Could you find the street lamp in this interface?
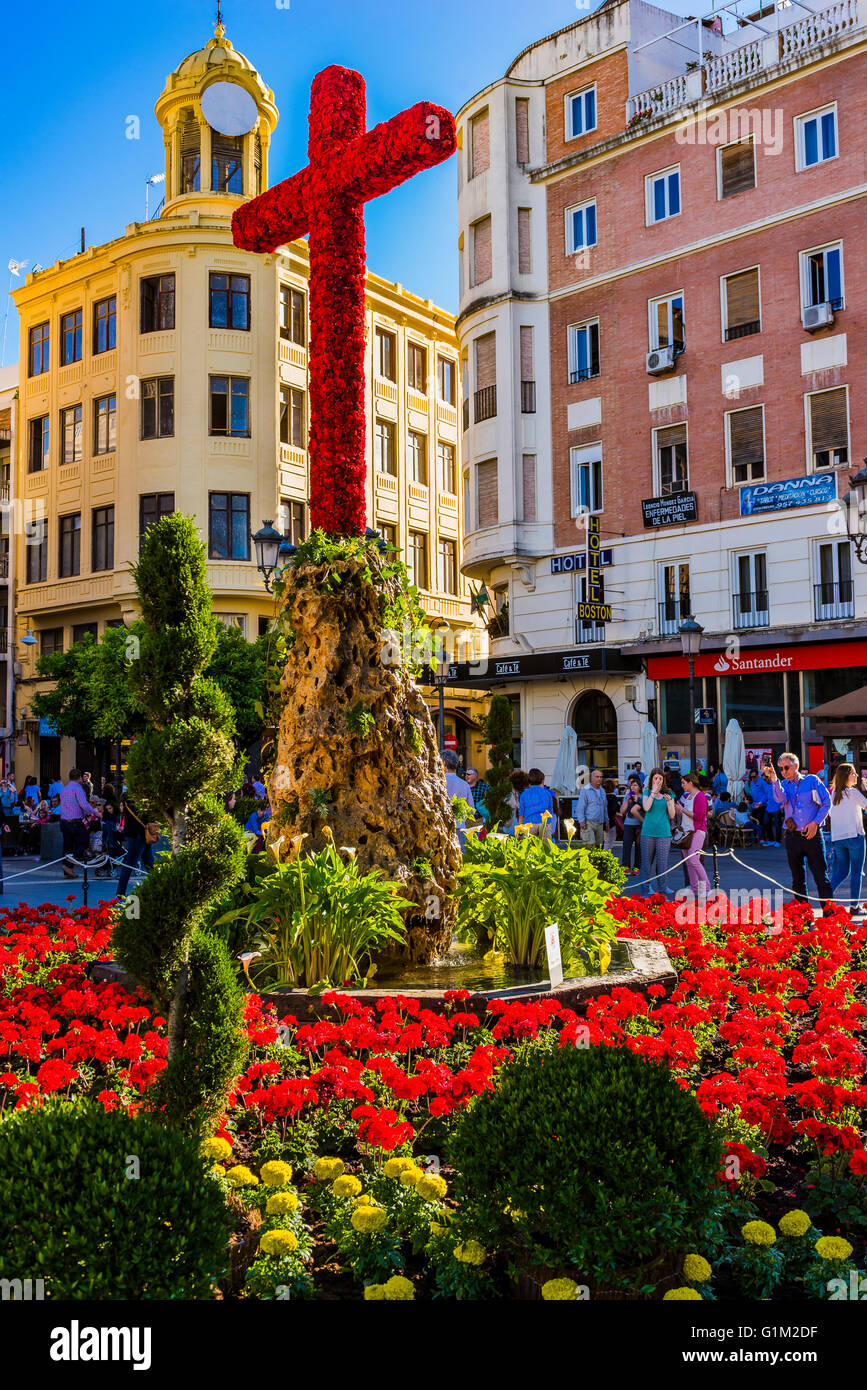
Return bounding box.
[839,459,867,564]
[678,617,704,774]
[251,520,287,592]
[430,617,451,752]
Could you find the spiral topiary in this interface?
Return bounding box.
[112,514,248,1135]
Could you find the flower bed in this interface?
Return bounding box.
[1,894,865,1299]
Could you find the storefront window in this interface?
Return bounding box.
[719,672,784,730]
[803,667,867,726]
[659,677,690,735]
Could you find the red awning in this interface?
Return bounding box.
[647,639,867,681]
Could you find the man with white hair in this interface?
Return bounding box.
[768,752,832,906]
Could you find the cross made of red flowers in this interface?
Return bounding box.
[232,66,456,537]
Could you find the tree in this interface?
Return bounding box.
[207,625,267,752]
[481,694,514,828]
[112,515,248,1135]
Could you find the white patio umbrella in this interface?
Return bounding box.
[722,718,746,801]
[551,725,578,797]
[640,721,660,776]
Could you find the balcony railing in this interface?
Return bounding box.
[732,590,769,629]
[569,366,600,384]
[576,620,606,644]
[815,580,855,621]
[462,398,470,432]
[0,482,9,502]
[0,555,8,579]
[520,379,536,414]
[659,601,692,637]
[724,321,761,342]
[474,385,497,423]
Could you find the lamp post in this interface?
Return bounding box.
[839,459,867,565]
[678,616,704,774]
[251,520,287,592]
[430,617,450,751]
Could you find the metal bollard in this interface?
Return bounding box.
[712,843,720,890]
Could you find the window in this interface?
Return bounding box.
[93,395,116,454]
[474,331,496,424]
[719,138,756,198]
[476,458,498,529]
[92,506,115,572]
[570,445,603,515]
[408,343,427,393]
[568,320,600,382]
[649,293,684,351]
[566,85,597,139]
[807,387,848,471]
[733,551,768,629]
[379,522,397,549]
[60,309,83,365]
[278,498,307,546]
[515,97,530,164]
[210,377,250,437]
[437,355,456,404]
[408,531,428,589]
[139,493,174,546]
[727,406,765,483]
[376,329,396,381]
[438,538,457,595]
[209,273,250,330]
[463,470,471,528]
[60,405,83,465]
[93,296,116,354]
[72,622,98,646]
[565,200,597,254]
[141,377,174,439]
[211,133,243,193]
[517,207,532,273]
[802,244,843,310]
[140,274,175,332]
[375,419,396,475]
[180,108,200,192]
[279,386,305,448]
[437,440,456,494]
[815,540,853,620]
[408,431,428,485]
[28,415,49,472]
[796,104,837,169]
[468,109,490,179]
[25,521,47,584]
[723,267,761,341]
[646,166,680,224]
[655,424,689,494]
[522,454,536,522]
[471,217,492,286]
[29,322,49,376]
[659,562,691,635]
[58,513,81,578]
[208,493,250,561]
[40,627,63,657]
[279,286,306,344]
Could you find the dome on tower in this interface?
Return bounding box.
[173,25,264,84]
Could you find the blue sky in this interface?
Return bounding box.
[3,0,697,362]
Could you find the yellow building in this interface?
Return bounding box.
[12,24,486,786]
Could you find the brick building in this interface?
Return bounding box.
[453,0,867,787]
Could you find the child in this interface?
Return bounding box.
[733,799,759,831]
[518,768,554,838]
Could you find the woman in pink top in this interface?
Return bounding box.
[680,772,711,894]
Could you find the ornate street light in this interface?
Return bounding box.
[839,459,867,565]
[678,617,704,774]
[251,520,287,592]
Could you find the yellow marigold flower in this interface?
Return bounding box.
[815,1236,853,1262]
[225,1164,259,1188]
[332,1174,363,1200]
[351,1205,387,1234]
[259,1229,298,1257]
[210,1163,226,1178]
[416,1174,448,1203]
[742,1220,776,1247]
[313,1157,345,1182]
[398,1166,423,1188]
[664,1287,703,1301]
[683,1254,712,1284]
[200,1137,232,1163]
[266,1191,299,1217]
[541,1278,578,1301]
[383,1156,414,1179]
[778,1210,812,1239]
[429,1222,448,1238]
[363,1283,386,1300]
[260,1160,293,1188]
[382,1275,415,1301]
[453,1240,486,1266]
[354,1193,375,1207]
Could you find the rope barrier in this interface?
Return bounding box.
[0,851,145,884]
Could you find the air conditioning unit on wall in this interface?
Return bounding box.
[802,302,834,332]
[625,683,638,703]
[646,346,676,374]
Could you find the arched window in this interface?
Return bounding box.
[211,132,244,194]
[571,689,618,780]
[180,109,200,193]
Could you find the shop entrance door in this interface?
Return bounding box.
[571,690,618,780]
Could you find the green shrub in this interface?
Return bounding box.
[0,1105,230,1299]
[581,845,627,891]
[480,695,514,827]
[448,1045,722,1289]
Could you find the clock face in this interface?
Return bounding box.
[202,81,258,136]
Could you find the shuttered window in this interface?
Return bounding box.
[517,208,531,273]
[471,217,492,286]
[724,268,760,339]
[809,388,848,469]
[469,109,490,179]
[515,98,530,163]
[719,139,755,198]
[180,109,200,193]
[519,326,534,383]
[728,406,765,483]
[522,455,536,522]
[475,332,496,390]
[655,424,688,494]
[477,459,498,529]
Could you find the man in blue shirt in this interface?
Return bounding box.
[712,767,728,796]
[574,768,609,846]
[769,753,832,906]
[518,768,555,838]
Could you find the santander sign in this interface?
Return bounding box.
[712,652,794,674]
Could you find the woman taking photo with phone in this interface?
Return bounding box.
[619,775,644,876]
[638,767,676,896]
[828,762,867,909]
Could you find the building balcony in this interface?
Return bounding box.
[724,322,761,343]
[520,380,536,414]
[0,554,8,579]
[576,619,606,645]
[474,385,497,424]
[733,591,769,629]
[658,601,692,638]
[815,580,855,622]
